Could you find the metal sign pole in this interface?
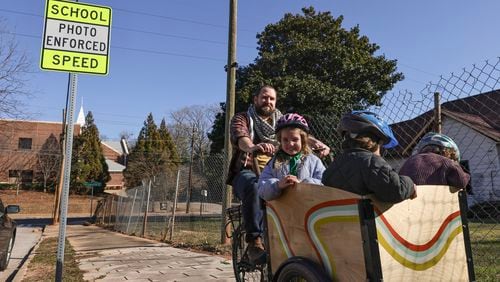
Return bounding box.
[55,73,78,281]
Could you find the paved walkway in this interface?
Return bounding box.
[1,225,43,282]
[43,225,235,281]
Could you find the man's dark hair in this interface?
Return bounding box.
[253,85,276,97]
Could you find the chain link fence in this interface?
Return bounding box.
[376,59,499,281]
[95,153,228,252]
[96,58,499,280]
[309,58,499,280]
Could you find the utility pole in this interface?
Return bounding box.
[185,124,196,214]
[52,108,66,225]
[220,0,237,244]
[434,92,442,133]
[53,69,73,225]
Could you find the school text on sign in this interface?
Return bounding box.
[41,0,112,75]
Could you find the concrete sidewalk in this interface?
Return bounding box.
[44,224,235,281]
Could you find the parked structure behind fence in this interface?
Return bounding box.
[96,58,499,280]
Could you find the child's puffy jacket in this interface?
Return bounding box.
[322,148,415,203]
[258,153,325,201]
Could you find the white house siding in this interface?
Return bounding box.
[442,118,500,205]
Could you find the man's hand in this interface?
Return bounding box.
[309,138,330,158]
[278,175,299,189]
[252,143,276,156]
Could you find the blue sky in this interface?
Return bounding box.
[1,0,498,140]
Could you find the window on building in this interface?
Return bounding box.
[18,138,32,150]
[8,170,33,183]
[21,170,34,183]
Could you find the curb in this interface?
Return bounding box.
[11,225,49,282]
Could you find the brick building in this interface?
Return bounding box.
[101,140,127,190]
[0,119,78,185]
[0,119,127,190]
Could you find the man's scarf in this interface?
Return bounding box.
[247,105,282,145]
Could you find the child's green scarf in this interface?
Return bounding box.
[289,153,302,176]
[275,150,302,176]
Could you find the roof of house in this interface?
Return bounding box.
[106,159,125,172]
[101,140,125,155]
[389,90,500,158]
[0,119,64,125]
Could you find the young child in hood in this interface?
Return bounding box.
[322,111,416,203]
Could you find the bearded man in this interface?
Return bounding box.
[227,85,329,263]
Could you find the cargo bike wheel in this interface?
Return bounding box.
[275,257,330,282]
[227,206,267,282]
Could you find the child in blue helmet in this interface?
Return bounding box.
[399,132,470,190]
[322,111,416,203]
[258,113,326,201]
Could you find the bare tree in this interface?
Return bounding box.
[37,134,61,192]
[8,151,36,196]
[169,105,218,213]
[0,23,31,120]
[169,104,218,160]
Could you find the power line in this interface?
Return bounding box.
[2,31,228,63]
[399,62,440,77]
[0,7,257,44]
[113,26,255,49]
[1,8,439,77]
[114,45,224,62]
[0,8,446,78]
[0,8,39,18]
[28,105,155,120]
[112,7,257,33]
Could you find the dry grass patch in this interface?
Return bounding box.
[22,237,84,282]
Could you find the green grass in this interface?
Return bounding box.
[469,222,500,281]
[140,217,231,255]
[22,238,85,282]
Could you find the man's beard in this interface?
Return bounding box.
[256,105,274,117]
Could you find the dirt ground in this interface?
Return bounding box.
[0,190,102,216]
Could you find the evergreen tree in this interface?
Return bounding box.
[207,103,225,154]
[71,111,110,193]
[124,113,178,187]
[209,7,403,152]
[159,118,180,165]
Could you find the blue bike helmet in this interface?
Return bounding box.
[338,111,399,149]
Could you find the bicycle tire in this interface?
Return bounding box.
[277,260,330,282]
[232,225,267,282]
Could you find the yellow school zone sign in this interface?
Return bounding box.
[40,0,112,75]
